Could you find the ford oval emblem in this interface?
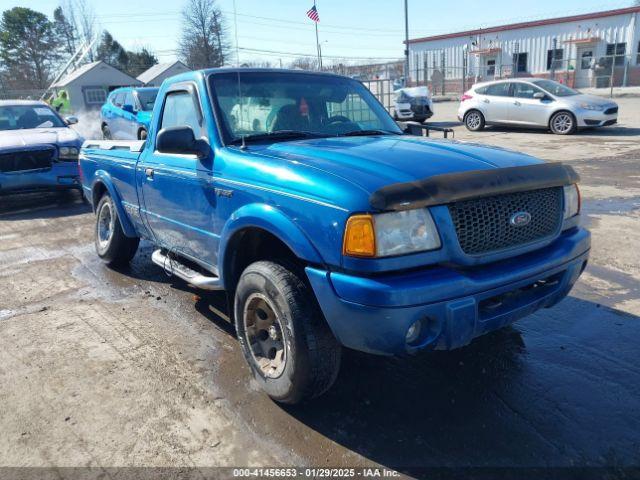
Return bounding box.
[510,211,532,227]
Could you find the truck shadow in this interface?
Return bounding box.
[185,280,640,473]
[117,252,640,473]
[0,190,90,219]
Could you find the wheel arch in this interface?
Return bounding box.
[90,171,137,237]
[219,203,324,292]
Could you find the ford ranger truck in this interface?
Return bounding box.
[79,69,590,404]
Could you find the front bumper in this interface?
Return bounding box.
[306,227,590,355]
[0,162,80,194]
[575,109,618,128]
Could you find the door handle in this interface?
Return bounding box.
[145,168,154,179]
[514,101,521,106]
[483,99,490,103]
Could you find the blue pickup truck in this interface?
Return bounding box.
[79,69,590,404]
[100,87,159,140]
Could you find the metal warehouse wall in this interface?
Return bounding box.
[407,10,639,82]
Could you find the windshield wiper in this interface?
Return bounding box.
[231,130,323,144]
[338,129,401,137]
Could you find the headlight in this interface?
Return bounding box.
[563,184,580,220]
[59,146,79,160]
[343,209,441,258]
[580,103,604,111]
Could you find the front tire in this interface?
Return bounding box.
[102,124,112,140]
[464,109,485,131]
[234,261,341,404]
[549,111,576,135]
[95,194,139,266]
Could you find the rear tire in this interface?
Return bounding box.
[464,109,485,131]
[549,111,576,135]
[102,124,112,140]
[234,261,341,404]
[95,194,139,266]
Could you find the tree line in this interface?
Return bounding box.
[0,0,231,92]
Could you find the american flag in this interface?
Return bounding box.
[306,5,320,22]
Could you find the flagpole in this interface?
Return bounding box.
[314,0,322,70]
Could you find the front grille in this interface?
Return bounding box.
[410,104,431,115]
[604,106,618,115]
[0,149,54,173]
[448,187,563,255]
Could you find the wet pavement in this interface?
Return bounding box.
[1,106,640,477]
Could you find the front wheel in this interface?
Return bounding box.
[234,261,341,404]
[464,110,485,131]
[95,194,139,266]
[549,111,576,135]
[102,124,112,140]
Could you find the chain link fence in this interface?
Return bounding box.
[402,52,639,97]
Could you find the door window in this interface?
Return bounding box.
[123,91,135,110]
[484,82,511,97]
[580,50,593,70]
[513,83,543,99]
[486,59,496,76]
[112,92,125,107]
[160,90,203,136]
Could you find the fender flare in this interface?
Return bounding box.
[218,203,324,286]
[91,170,137,237]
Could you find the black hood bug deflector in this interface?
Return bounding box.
[369,162,579,212]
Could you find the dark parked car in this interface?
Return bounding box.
[0,100,83,195]
[100,87,159,140]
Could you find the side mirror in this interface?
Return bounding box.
[65,116,78,125]
[533,92,547,100]
[156,126,210,158]
[122,104,135,113]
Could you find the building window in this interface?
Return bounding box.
[547,49,564,70]
[84,88,107,105]
[512,52,528,73]
[637,41,640,64]
[606,42,626,66]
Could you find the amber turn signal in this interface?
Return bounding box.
[343,214,376,257]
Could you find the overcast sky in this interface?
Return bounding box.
[13,0,636,64]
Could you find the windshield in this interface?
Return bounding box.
[0,105,66,131]
[136,89,159,111]
[532,80,579,97]
[208,72,402,143]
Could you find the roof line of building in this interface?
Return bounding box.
[405,6,640,45]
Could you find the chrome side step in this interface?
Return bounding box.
[151,249,223,290]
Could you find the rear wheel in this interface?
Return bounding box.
[95,194,139,266]
[464,109,485,131]
[234,261,341,404]
[549,111,576,135]
[102,124,112,140]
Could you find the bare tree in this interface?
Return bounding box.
[179,0,228,69]
[73,0,96,59]
[289,56,319,71]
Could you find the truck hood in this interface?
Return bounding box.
[0,127,82,150]
[249,135,542,194]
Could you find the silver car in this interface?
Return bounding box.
[458,78,618,135]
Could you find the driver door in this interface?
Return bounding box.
[509,82,553,126]
[139,84,221,270]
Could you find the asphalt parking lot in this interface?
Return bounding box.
[1,97,639,476]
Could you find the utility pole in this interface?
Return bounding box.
[404,0,410,86]
[314,0,322,70]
